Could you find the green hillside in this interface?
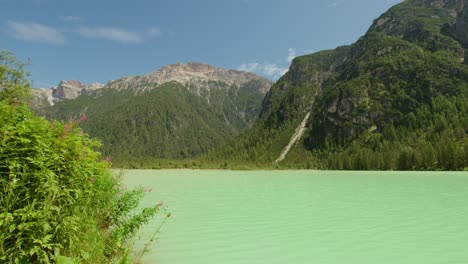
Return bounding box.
[206,0,468,170]
[46,78,270,166]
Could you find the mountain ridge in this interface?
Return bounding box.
[205,0,468,170]
[104,62,272,94]
[37,62,273,163]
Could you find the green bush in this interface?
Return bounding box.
[0,51,163,263]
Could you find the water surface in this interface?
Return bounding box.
[123,170,468,264]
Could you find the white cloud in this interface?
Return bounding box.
[239,48,295,79]
[146,27,162,38]
[7,21,65,45]
[287,48,296,63]
[78,26,143,44]
[239,63,259,73]
[238,62,287,79]
[261,64,288,77]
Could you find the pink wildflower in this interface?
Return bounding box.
[77,113,87,125]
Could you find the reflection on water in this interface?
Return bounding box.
[123,170,468,264]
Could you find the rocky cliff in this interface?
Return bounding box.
[32,80,105,107]
[306,0,467,147]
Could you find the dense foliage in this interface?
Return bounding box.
[45,80,266,165]
[206,0,468,170]
[0,51,165,263]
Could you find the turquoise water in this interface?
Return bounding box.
[123,170,468,264]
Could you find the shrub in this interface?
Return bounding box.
[0,51,163,263]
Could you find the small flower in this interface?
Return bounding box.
[77,113,87,125]
[64,123,72,133]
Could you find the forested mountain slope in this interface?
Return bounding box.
[206,0,468,170]
[36,63,272,164]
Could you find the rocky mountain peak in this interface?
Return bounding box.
[31,80,105,106]
[87,82,105,90]
[368,0,465,55]
[158,62,217,73]
[58,80,86,89]
[107,62,273,94]
[52,80,86,101]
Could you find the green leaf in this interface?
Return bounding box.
[56,256,76,264]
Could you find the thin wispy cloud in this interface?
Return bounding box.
[78,26,144,44]
[7,20,65,45]
[77,26,162,44]
[239,63,260,73]
[329,1,340,7]
[59,16,84,22]
[261,64,288,77]
[238,62,287,79]
[146,27,162,38]
[287,48,296,62]
[239,48,297,79]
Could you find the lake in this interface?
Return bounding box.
[122,170,468,264]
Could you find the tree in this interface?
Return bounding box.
[0,50,30,105]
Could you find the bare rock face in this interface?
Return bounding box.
[32,80,105,106]
[87,82,105,91]
[106,62,272,94]
[31,88,54,106]
[52,80,86,102]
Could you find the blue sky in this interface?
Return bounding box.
[1,0,402,87]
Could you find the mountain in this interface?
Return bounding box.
[38,62,272,165]
[31,80,105,113]
[207,0,468,170]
